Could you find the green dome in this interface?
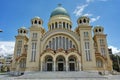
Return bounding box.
[50,5,70,18]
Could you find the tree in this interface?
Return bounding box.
[110,54,120,72]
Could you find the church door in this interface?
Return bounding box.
[58,63,64,71]
[47,63,52,71]
[69,63,75,71]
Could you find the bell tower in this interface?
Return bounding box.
[93,26,112,72]
[26,17,45,72]
[11,27,28,71]
[76,16,96,71]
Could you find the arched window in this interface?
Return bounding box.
[59,36,61,48]
[66,38,68,49]
[58,58,63,61]
[59,22,62,28]
[99,29,101,32]
[79,20,82,23]
[39,21,41,24]
[52,38,55,50]
[55,22,57,28]
[34,20,37,24]
[24,30,26,33]
[20,30,22,33]
[63,22,65,28]
[63,37,65,49]
[56,37,58,50]
[70,25,72,29]
[95,29,98,32]
[67,23,69,29]
[70,40,72,48]
[69,58,74,61]
[83,19,86,23]
[47,58,52,61]
[52,23,54,29]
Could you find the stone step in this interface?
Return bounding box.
[15,71,108,80]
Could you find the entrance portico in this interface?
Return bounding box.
[40,51,81,71]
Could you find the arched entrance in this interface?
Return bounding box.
[68,56,76,71]
[45,56,53,71]
[56,56,65,71]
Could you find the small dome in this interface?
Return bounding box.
[20,26,26,29]
[50,4,70,18]
[78,16,90,20]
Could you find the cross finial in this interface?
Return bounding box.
[58,3,62,7]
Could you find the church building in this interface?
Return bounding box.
[11,4,112,75]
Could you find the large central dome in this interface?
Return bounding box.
[50,4,70,18]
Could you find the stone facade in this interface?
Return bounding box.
[11,5,112,74]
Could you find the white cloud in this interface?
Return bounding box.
[90,16,100,22]
[73,4,88,16]
[0,41,15,56]
[108,46,120,54]
[83,13,93,17]
[86,0,94,3]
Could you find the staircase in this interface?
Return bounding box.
[15,71,108,80]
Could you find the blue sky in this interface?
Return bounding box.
[0,0,120,55]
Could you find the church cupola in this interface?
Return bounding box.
[77,16,90,26]
[48,4,72,31]
[18,27,28,36]
[93,26,104,35]
[31,16,43,26]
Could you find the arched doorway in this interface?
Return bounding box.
[56,56,65,71]
[45,56,53,71]
[68,56,76,71]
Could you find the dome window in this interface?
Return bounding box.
[83,19,86,23]
[70,25,72,29]
[63,22,65,28]
[59,22,62,28]
[52,23,54,29]
[99,29,101,32]
[39,21,41,24]
[34,20,37,24]
[95,29,98,32]
[55,22,57,28]
[67,23,69,29]
[20,30,22,33]
[79,20,82,24]
[24,31,26,33]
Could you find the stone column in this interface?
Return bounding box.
[41,61,43,71]
[53,61,56,71]
[66,60,68,71]
[79,62,81,71]
[77,61,79,71]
